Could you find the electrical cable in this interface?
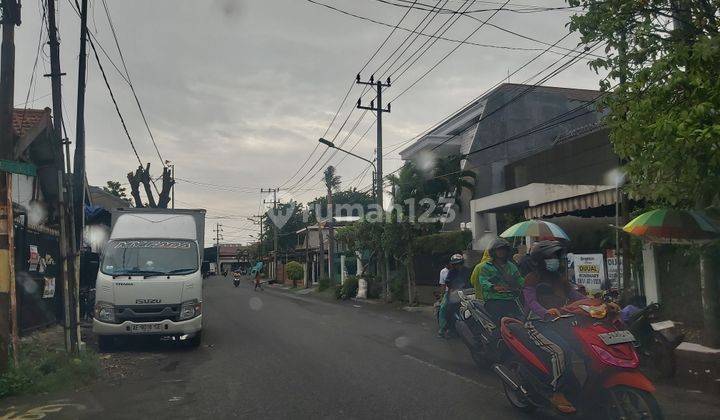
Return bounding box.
[279,0,419,190]
[100,0,166,167]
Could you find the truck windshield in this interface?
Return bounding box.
[101,239,198,276]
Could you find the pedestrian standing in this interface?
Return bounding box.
[436,263,450,336]
[254,272,264,291]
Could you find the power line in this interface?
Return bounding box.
[291,0,465,195]
[306,0,598,57]
[86,37,142,168]
[429,39,605,152]
[100,0,165,167]
[378,0,580,15]
[279,0,419,190]
[391,0,511,101]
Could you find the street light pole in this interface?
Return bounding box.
[318,137,376,177]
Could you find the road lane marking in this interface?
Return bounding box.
[402,354,490,389]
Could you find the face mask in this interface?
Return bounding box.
[544,258,560,272]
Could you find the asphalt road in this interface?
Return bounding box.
[3,277,719,419]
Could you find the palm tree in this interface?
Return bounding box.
[433,155,476,212]
[324,166,341,284]
[387,162,423,217]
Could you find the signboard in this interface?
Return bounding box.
[573,254,606,291]
[28,245,39,271]
[606,255,623,290]
[42,277,56,298]
[0,159,37,176]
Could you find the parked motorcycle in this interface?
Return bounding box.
[627,302,684,378]
[453,289,510,368]
[493,298,663,419]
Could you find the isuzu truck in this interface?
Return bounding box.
[93,208,206,350]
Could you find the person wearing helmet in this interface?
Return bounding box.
[521,240,586,414]
[471,237,524,323]
[437,253,470,338]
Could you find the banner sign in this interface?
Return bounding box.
[606,253,623,290]
[29,245,40,271]
[573,254,606,291]
[42,277,56,298]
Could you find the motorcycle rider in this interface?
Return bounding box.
[472,237,524,323]
[438,254,470,338]
[522,240,585,415]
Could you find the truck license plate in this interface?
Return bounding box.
[599,330,635,345]
[130,323,164,333]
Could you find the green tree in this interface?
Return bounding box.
[103,181,128,199]
[430,155,476,211]
[261,201,305,256]
[568,0,720,209]
[568,0,720,345]
[285,261,304,288]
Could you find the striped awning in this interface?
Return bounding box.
[524,188,617,219]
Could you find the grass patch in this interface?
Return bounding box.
[0,335,100,399]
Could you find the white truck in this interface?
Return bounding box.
[93,208,206,350]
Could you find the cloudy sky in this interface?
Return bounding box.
[13,0,603,244]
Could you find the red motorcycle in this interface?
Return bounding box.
[493,298,663,419]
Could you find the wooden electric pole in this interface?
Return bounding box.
[0,0,21,372]
[46,0,80,354]
[72,0,88,245]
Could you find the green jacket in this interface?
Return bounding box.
[474,260,524,301]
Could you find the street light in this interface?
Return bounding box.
[318,137,376,175]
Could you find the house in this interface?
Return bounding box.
[8,108,65,334]
[399,85,639,293]
[295,216,362,286]
[399,83,605,234]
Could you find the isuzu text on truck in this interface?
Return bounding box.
[93,208,206,350]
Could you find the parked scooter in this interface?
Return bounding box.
[453,289,511,368]
[494,297,663,419]
[626,302,684,378]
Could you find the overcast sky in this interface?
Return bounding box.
[13,0,604,244]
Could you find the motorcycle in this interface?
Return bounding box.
[493,297,663,419]
[453,288,512,368]
[626,302,684,378]
[232,273,241,287]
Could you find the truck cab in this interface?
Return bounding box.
[93,209,206,350]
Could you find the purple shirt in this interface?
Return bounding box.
[523,283,585,319]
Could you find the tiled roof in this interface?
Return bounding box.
[12,107,51,137]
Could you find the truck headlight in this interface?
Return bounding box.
[94,301,117,323]
[179,300,201,321]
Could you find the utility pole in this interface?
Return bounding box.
[0,0,21,372]
[305,225,310,288]
[356,74,390,210]
[214,223,223,275]
[46,0,79,354]
[357,74,391,300]
[261,188,279,282]
[171,164,175,209]
[249,214,264,257]
[72,0,87,245]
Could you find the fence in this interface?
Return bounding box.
[14,223,64,335]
